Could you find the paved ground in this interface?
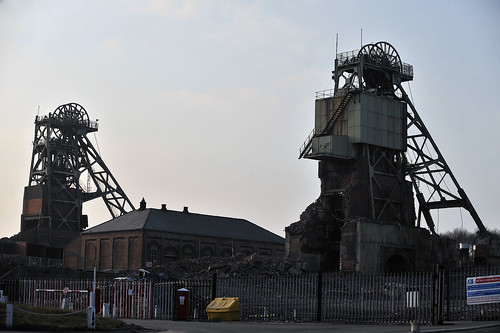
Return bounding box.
[124,319,500,333]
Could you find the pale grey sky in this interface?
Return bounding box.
[1,0,499,239]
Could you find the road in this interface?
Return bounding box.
[123,319,500,333]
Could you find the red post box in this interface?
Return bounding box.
[175,288,190,320]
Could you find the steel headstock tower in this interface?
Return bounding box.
[291,41,488,273]
[300,41,486,235]
[21,103,134,246]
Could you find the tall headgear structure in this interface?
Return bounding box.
[290,41,488,273]
[20,103,134,246]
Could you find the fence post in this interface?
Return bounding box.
[432,265,437,324]
[317,271,322,322]
[432,264,444,325]
[445,270,449,322]
[211,273,217,301]
[149,280,154,319]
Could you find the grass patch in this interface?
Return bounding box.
[0,302,142,331]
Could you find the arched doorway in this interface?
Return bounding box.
[384,254,409,273]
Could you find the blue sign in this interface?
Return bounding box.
[466,275,500,305]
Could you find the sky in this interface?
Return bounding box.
[0,0,499,240]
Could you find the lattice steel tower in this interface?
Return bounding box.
[291,41,488,272]
[299,41,486,235]
[21,103,134,246]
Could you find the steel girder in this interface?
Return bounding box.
[395,83,487,234]
[365,144,409,224]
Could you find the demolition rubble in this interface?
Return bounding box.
[149,253,306,280]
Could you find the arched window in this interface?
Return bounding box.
[182,244,195,259]
[148,248,158,265]
[220,248,232,257]
[164,246,178,262]
[201,246,214,257]
[147,242,160,266]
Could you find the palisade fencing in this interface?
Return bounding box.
[1,266,499,323]
[325,271,433,323]
[1,278,154,319]
[218,274,318,321]
[153,279,213,320]
[216,272,433,323]
[446,266,500,321]
[104,279,153,319]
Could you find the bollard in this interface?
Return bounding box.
[88,291,96,329]
[6,303,13,328]
[61,297,70,309]
[0,290,8,303]
[410,321,421,333]
[102,303,110,318]
[88,305,96,330]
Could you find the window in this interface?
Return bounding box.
[182,245,194,258]
[149,249,158,264]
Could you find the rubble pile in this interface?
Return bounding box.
[152,253,307,280]
[0,255,308,281]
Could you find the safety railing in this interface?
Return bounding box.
[337,49,360,64]
[35,115,99,130]
[315,89,335,99]
[336,49,413,78]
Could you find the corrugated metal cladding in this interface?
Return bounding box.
[314,97,332,134]
[349,92,407,150]
[311,92,406,159]
[312,135,352,159]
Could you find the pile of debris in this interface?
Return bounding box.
[0,254,309,281]
[151,253,307,280]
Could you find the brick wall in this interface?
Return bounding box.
[64,230,144,271]
[64,229,284,271]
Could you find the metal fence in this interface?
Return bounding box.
[153,278,213,320]
[1,266,499,323]
[214,272,434,323]
[445,266,500,321]
[321,271,433,323]
[0,278,154,319]
[218,274,318,321]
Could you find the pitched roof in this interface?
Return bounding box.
[83,208,284,244]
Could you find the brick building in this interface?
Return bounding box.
[64,200,285,271]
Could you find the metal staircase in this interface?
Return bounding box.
[299,91,354,159]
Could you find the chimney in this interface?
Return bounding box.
[139,198,146,211]
[161,204,167,212]
[183,206,189,213]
